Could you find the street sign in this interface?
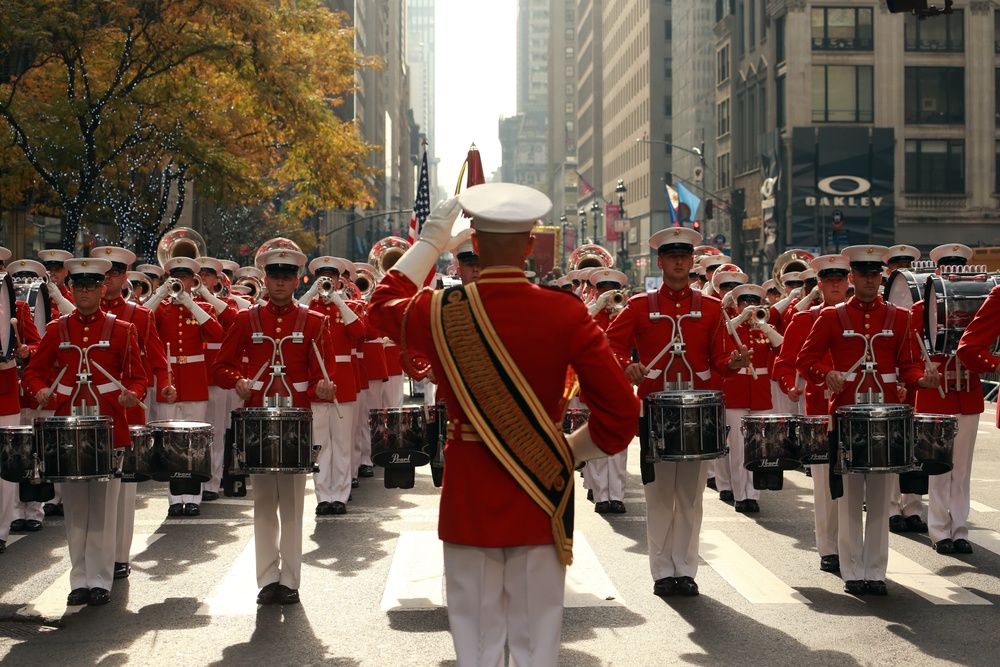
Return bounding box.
[614,219,630,232]
[713,234,726,246]
[831,209,844,230]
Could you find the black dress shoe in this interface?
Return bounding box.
[586,489,594,502]
[819,555,841,573]
[745,499,760,513]
[257,582,280,605]
[358,465,374,478]
[675,576,699,596]
[734,500,749,513]
[24,520,43,532]
[183,503,200,516]
[609,500,627,514]
[201,491,219,502]
[315,502,332,516]
[42,503,59,517]
[167,503,184,517]
[89,588,111,606]
[274,585,300,604]
[719,490,734,502]
[330,501,347,515]
[0,540,5,554]
[953,539,973,554]
[114,562,131,579]
[864,580,888,596]
[67,588,90,606]
[594,501,611,514]
[904,515,928,533]
[9,519,27,532]
[933,539,956,554]
[351,478,359,489]
[653,577,677,596]
[888,515,908,533]
[843,580,866,596]
[706,477,717,490]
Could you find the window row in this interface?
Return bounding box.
[811,7,964,52]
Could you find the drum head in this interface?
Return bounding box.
[884,269,925,309]
[925,273,1000,356]
[147,420,213,431]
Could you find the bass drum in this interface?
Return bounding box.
[884,269,931,309]
[924,273,1000,356]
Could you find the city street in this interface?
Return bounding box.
[1,404,998,666]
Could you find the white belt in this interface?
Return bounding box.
[55,382,116,396]
[385,342,398,347]
[844,372,896,383]
[738,367,768,376]
[355,352,364,359]
[695,370,712,381]
[249,380,310,392]
[205,343,222,350]
[168,354,206,364]
[335,355,352,362]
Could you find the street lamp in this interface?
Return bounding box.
[635,136,712,183]
[590,200,601,246]
[559,215,568,267]
[615,179,628,265]
[578,208,587,244]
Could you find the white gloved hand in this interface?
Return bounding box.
[730,304,756,327]
[143,281,171,312]
[587,291,613,316]
[326,289,358,324]
[415,197,474,254]
[297,279,322,306]
[566,424,608,464]
[794,286,821,312]
[46,281,75,315]
[176,291,212,325]
[754,320,784,347]
[197,284,229,314]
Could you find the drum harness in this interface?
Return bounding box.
[833,302,897,405]
[644,289,703,393]
[247,304,309,408]
[56,314,118,417]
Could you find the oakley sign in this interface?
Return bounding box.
[804,175,885,208]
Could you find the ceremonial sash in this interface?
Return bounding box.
[430,284,576,565]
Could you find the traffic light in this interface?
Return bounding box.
[692,220,701,231]
[705,199,714,219]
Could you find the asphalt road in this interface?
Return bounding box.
[1,404,998,666]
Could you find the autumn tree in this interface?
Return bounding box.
[0,0,379,257]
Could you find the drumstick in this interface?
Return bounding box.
[722,309,758,380]
[311,340,343,419]
[10,318,23,348]
[915,334,946,399]
[90,360,148,411]
[642,340,675,379]
[43,366,68,405]
[165,342,173,389]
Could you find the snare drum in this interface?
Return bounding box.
[231,408,314,474]
[645,390,727,462]
[742,415,800,471]
[835,404,914,474]
[120,425,153,483]
[0,425,39,483]
[924,273,1000,356]
[147,420,213,482]
[912,414,957,476]
[563,408,590,434]
[34,416,115,481]
[797,415,831,464]
[369,406,430,467]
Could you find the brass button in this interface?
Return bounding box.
[82,337,89,343]
[865,314,870,319]
[275,327,282,334]
[84,327,90,332]
[864,324,870,329]
[277,318,283,323]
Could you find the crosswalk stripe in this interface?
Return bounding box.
[3,535,26,548]
[967,529,1000,557]
[196,538,258,616]
[700,530,811,604]
[565,532,624,608]
[970,500,998,513]
[887,549,991,605]
[17,533,163,622]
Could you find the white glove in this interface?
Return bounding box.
[46,281,75,315]
[587,291,613,316]
[231,294,252,311]
[772,288,801,315]
[566,424,608,464]
[794,286,821,312]
[197,284,229,314]
[730,304,756,328]
[297,280,322,306]
[326,289,358,324]
[143,281,171,312]
[176,291,212,325]
[754,320,784,347]
[721,292,735,310]
[393,198,473,287]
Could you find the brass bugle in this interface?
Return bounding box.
[121,280,133,302]
[609,290,628,307]
[752,307,770,322]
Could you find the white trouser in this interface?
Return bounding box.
[770,381,800,415]
[158,401,209,505]
[423,381,437,406]
[147,380,159,422]
[812,464,839,557]
[17,409,51,517]
[64,478,121,590]
[709,452,732,493]
[0,414,16,541]
[312,402,356,504]
[382,375,404,408]
[590,450,628,503]
[253,473,306,590]
[929,413,980,543]
[725,408,767,502]
[644,460,706,580]
[352,384,375,472]
[204,386,229,493]
[443,542,566,667]
[115,482,136,562]
[838,473,891,581]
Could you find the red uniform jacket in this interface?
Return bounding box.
[1,301,42,416]
[196,295,239,388]
[23,310,147,447]
[956,283,1000,425]
[773,306,829,416]
[154,299,225,402]
[604,284,734,400]
[307,297,365,403]
[213,301,332,409]
[102,296,169,424]
[368,267,639,548]
[909,300,984,416]
[796,296,924,414]
[721,319,774,410]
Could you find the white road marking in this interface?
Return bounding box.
[17,533,163,622]
[565,532,624,608]
[970,500,998,514]
[3,535,25,548]
[699,530,810,604]
[887,549,991,605]
[967,529,1000,557]
[196,538,257,616]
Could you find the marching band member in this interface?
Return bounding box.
[797,246,937,596]
[146,256,224,517]
[136,263,165,291]
[913,244,982,553]
[213,249,336,605]
[773,254,851,573]
[219,259,240,282]
[39,249,75,309]
[94,246,169,579]
[454,240,481,285]
[699,254,730,296]
[346,262,385,483]
[606,227,745,598]
[369,184,638,665]
[23,257,146,606]
[957,272,1000,418]
[300,256,364,516]
[763,279,781,306]
[885,245,920,274]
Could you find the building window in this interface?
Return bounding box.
[717,99,730,137]
[811,7,874,51]
[812,65,874,122]
[565,27,574,41]
[718,153,731,190]
[565,102,574,114]
[665,20,672,40]
[906,9,964,52]
[665,96,672,116]
[905,139,964,193]
[565,64,574,77]
[749,0,756,48]
[565,83,574,96]
[737,1,744,55]
[565,46,574,59]
[905,67,964,124]
[776,75,786,129]
[776,16,786,63]
[666,57,672,78]
[995,11,1000,53]
[717,44,730,84]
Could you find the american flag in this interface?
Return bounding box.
[407,149,431,244]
